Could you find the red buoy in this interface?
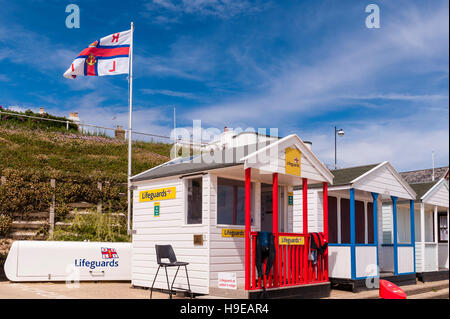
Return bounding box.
[379,279,407,299]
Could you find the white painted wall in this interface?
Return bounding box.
[353,164,414,200]
[355,246,378,278]
[132,176,210,294]
[438,243,449,269]
[415,242,423,273]
[328,246,351,279]
[398,246,414,274]
[381,246,394,272]
[424,243,438,272]
[424,182,449,208]
[208,173,250,290]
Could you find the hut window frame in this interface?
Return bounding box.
[184,176,203,225]
[438,212,448,243]
[216,177,255,227]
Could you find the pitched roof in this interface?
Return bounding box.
[400,166,449,184]
[130,143,270,182]
[409,181,439,199]
[330,163,380,186]
[294,163,380,190]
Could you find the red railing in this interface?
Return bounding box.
[248,232,328,290]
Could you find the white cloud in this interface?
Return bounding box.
[141,88,197,99]
[145,0,260,19]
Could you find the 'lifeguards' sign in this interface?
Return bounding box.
[279,236,304,245]
[221,229,245,238]
[139,187,176,202]
[285,147,301,176]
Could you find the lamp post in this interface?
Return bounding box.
[334,126,344,169]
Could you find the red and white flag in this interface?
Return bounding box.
[64,29,131,79]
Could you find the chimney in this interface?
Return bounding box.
[115,125,126,140]
[69,112,74,118]
[224,126,228,132]
[39,107,44,114]
[304,141,312,151]
[74,112,79,118]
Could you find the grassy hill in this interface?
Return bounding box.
[0,109,173,244]
[0,111,171,180]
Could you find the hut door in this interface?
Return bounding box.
[260,184,286,233]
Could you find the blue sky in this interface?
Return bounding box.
[0,0,448,171]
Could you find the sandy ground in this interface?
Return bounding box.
[0,281,178,299]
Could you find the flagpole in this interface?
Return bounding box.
[127,21,134,235]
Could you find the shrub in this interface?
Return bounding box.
[50,210,130,242]
[0,215,12,236]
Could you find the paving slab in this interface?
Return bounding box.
[0,281,185,299]
[326,280,449,299]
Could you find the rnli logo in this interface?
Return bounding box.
[101,247,119,259]
[86,53,97,66]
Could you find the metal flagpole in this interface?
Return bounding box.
[127,22,134,234]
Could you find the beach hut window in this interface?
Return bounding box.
[217,178,253,226]
[186,177,203,224]
[367,202,374,244]
[355,200,365,244]
[438,213,448,242]
[397,206,411,244]
[340,198,351,244]
[328,196,338,243]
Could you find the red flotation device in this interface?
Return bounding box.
[379,279,407,299]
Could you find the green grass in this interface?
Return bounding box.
[0,123,172,181]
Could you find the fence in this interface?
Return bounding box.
[249,232,328,290]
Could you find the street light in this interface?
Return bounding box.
[335,126,344,169]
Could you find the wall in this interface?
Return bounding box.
[131,176,210,294]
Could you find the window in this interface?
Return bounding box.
[340,198,351,244]
[217,178,253,225]
[438,213,448,243]
[355,200,365,244]
[186,177,202,224]
[367,202,374,244]
[328,196,338,243]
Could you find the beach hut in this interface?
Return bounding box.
[383,176,449,282]
[129,132,334,298]
[295,162,417,292]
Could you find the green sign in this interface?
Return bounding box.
[154,202,160,217]
[288,192,293,206]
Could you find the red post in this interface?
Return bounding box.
[302,178,308,234]
[272,172,279,286]
[323,182,328,241]
[323,182,329,280]
[245,167,252,290]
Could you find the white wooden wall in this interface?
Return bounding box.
[131,176,210,294]
[398,246,414,273]
[292,188,321,233]
[251,145,325,183]
[438,243,449,269]
[424,183,449,208]
[415,242,423,273]
[380,245,394,272]
[353,164,414,200]
[208,174,263,291]
[355,246,378,278]
[328,246,351,279]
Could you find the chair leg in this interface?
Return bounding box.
[184,265,192,299]
[150,265,161,299]
[171,266,181,293]
[164,266,172,299]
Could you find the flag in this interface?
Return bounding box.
[64,29,131,79]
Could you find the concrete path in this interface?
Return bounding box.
[327,280,449,299]
[0,281,178,299]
